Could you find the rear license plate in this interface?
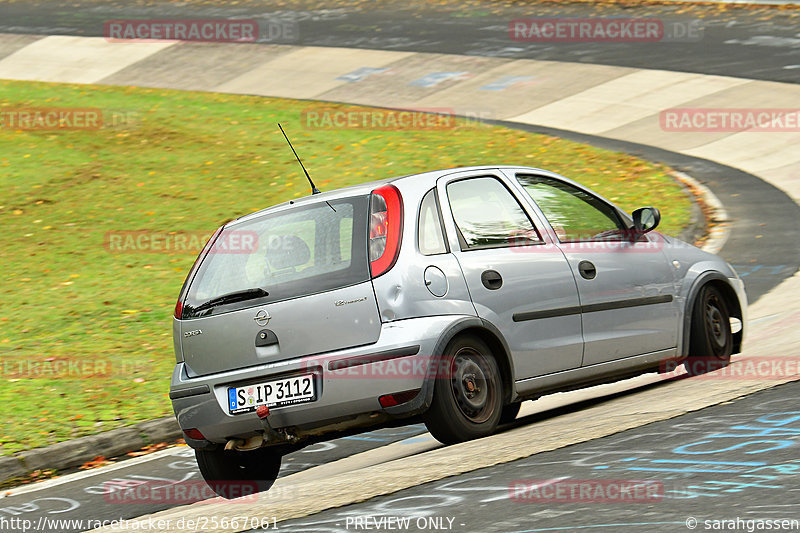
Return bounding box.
[227,374,316,415]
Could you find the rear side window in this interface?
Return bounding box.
[182,196,369,318]
[418,188,448,255]
[516,174,625,242]
[446,176,542,250]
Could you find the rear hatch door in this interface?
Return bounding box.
[178,195,380,377]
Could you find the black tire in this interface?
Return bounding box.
[423,335,503,444]
[685,284,733,376]
[195,447,281,499]
[499,402,522,424]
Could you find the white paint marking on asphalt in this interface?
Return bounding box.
[2,446,191,498]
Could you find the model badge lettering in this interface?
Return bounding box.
[335,296,368,307]
[183,329,203,338]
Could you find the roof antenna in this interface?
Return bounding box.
[278,123,320,195]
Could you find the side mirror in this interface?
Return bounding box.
[632,207,661,234]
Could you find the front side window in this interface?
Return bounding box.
[516,174,625,242]
[446,176,541,250]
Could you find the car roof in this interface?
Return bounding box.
[231,165,557,226]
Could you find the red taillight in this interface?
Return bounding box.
[174,300,184,319]
[183,428,205,440]
[369,185,403,278]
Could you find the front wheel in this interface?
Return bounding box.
[685,284,733,376]
[195,447,281,498]
[423,335,503,445]
[499,402,522,424]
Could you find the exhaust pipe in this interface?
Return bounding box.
[224,435,264,451]
[223,405,299,451]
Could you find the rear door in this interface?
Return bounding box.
[437,170,584,379]
[178,195,381,377]
[508,171,678,366]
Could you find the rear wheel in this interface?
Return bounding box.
[195,447,281,499]
[685,284,733,376]
[423,335,503,444]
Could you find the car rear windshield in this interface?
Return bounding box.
[182,195,370,319]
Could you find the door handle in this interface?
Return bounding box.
[481,269,503,290]
[578,261,597,280]
[255,329,279,347]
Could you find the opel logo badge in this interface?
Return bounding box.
[254,309,270,327]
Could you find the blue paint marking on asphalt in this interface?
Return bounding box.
[673,439,795,454]
[341,436,390,442]
[479,75,534,90]
[650,459,767,466]
[575,410,800,497]
[509,522,686,532]
[627,467,742,473]
[617,458,768,473]
[730,264,791,277]
[409,72,468,87]
[336,67,387,82]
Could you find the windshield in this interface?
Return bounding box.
[182,195,370,319]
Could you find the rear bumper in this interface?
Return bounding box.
[169,314,468,446]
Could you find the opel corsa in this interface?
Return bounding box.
[169,166,746,496]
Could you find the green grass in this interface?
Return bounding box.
[0,80,692,456]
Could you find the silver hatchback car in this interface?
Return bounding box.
[170,165,746,496]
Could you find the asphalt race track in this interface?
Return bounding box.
[0,1,798,532]
[0,1,798,82]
